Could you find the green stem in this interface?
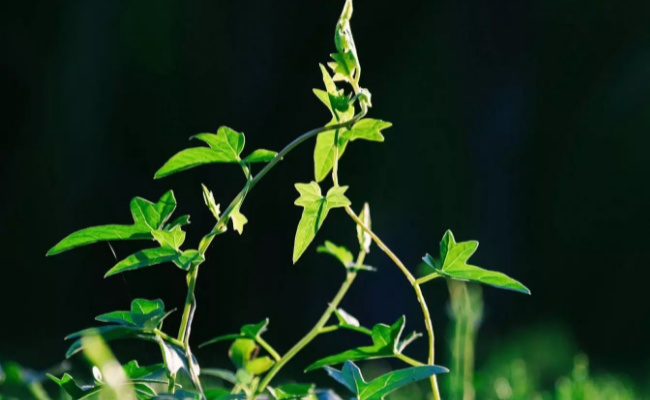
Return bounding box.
[28,383,52,400]
[395,352,426,367]
[257,268,360,394]
[257,336,282,362]
[344,206,442,400]
[416,272,440,286]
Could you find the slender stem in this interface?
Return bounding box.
[395,352,425,367]
[257,336,282,362]
[416,272,440,286]
[344,206,442,400]
[256,270,359,394]
[178,266,200,343]
[155,329,185,348]
[319,324,373,336]
[28,383,52,400]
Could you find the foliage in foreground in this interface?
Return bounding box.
[0,1,533,399]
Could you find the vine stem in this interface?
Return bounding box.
[344,206,442,400]
[168,113,366,397]
[256,270,358,394]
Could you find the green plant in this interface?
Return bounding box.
[38,1,530,399]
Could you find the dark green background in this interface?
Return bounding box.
[2,0,649,381]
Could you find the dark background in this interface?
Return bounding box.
[2,0,649,384]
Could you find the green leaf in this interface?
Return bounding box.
[240,319,269,339]
[193,126,245,159]
[342,119,391,142]
[230,205,248,235]
[48,373,98,399]
[165,215,191,231]
[356,203,371,253]
[243,149,278,163]
[201,368,237,384]
[422,230,530,294]
[130,299,166,330]
[105,247,180,277]
[293,183,350,263]
[201,319,269,348]
[333,0,359,75]
[65,326,154,358]
[154,148,233,179]
[245,356,274,375]
[334,308,360,327]
[202,184,221,220]
[305,316,408,371]
[173,249,205,271]
[269,383,316,399]
[228,339,274,375]
[328,52,357,82]
[312,119,386,183]
[154,127,246,178]
[95,311,135,326]
[152,225,186,250]
[317,241,353,267]
[325,361,448,400]
[47,191,177,255]
[313,130,348,182]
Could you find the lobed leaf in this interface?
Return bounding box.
[421,230,530,294]
[155,127,246,179]
[47,191,177,255]
[325,361,447,400]
[317,241,354,268]
[305,316,408,371]
[293,182,350,263]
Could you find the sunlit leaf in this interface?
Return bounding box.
[293,182,350,263]
[202,184,221,220]
[306,316,411,371]
[155,127,245,179]
[152,225,186,250]
[244,149,278,163]
[356,203,371,253]
[325,361,448,400]
[47,191,177,256]
[342,119,391,142]
[230,204,248,235]
[317,241,353,267]
[104,247,179,277]
[421,230,530,294]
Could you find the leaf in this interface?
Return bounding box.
[293,182,350,263]
[201,319,269,348]
[193,126,245,159]
[173,250,205,271]
[152,225,186,250]
[244,149,278,163]
[325,361,448,400]
[202,184,221,220]
[165,215,191,231]
[317,241,353,267]
[305,316,408,371]
[334,308,360,327]
[47,191,177,255]
[95,311,135,326]
[356,203,371,253]
[48,373,98,399]
[230,205,248,235]
[328,52,357,82]
[228,338,275,376]
[154,127,246,179]
[269,383,316,399]
[240,319,269,339]
[201,368,237,384]
[65,326,154,358]
[333,0,359,76]
[313,130,349,182]
[130,299,166,330]
[342,119,391,142]
[421,230,530,294]
[104,247,180,277]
